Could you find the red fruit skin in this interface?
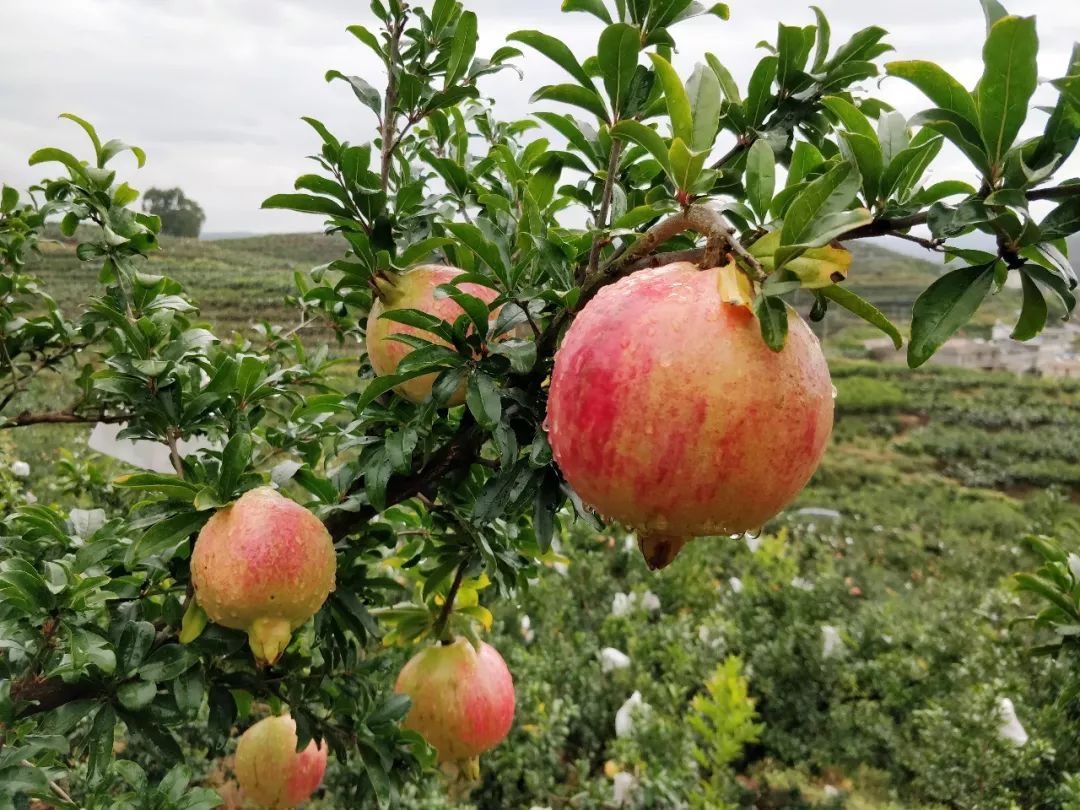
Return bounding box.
[547,262,833,566]
[191,487,336,664]
[234,714,328,809]
[395,640,515,764]
[366,265,499,405]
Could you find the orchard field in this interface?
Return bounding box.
[4,236,1080,808]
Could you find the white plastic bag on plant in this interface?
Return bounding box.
[599,647,631,673]
[615,690,650,738]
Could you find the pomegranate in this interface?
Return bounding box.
[546,261,834,569]
[395,639,515,768]
[366,265,500,405]
[191,487,336,665]
[234,714,328,809]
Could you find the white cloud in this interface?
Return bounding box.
[2,0,1077,233]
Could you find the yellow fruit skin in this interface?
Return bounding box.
[235,714,327,809]
[365,265,499,405]
[191,487,336,665]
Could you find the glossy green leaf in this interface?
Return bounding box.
[510,30,594,89]
[445,11,477,87]
[1012,268,1048,340]
[754,295,788,352]
[820,285,902,348]
[610,120,671,172]
[531,84,610,121]
[745,56,778,127]
[466,372,502,429]
[561,0,613,23]
[686,62,723,152]
[885,61,979,125]
[908,264,996,367]
[975,14,1039,167]
[745,139,775,221]
[705,54,740,104]
[649,53,693,144]
[597,23,641,116]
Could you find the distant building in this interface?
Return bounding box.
[864,320,1080,378]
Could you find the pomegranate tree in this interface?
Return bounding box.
[366,265,500,404]
[234,714,328,809]
[191,487,337,665]
[547,262,834,569]
[395,639,515,773]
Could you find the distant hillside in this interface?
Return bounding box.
[25,231,1043,345]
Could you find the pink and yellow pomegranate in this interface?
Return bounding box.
[366,265,500,405]
[395,639,515,771]
[191,487,336,665]
[235,714,328,809]
[547,262,834,569]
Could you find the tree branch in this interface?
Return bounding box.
[432,561,467,641]
[585,141,624,280]
[324,417,485,542]
[0,409,129,430]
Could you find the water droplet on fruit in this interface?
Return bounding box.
[542,415,551,432]
[744,527,763,540]
[729,533,743,540]
[831,385,838,400]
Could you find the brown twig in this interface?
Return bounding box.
[21,760,74,806]
[432,561,468,642]
[0,409,129,430]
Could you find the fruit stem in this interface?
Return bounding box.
[369,270,403,303]
[432,561,467,642]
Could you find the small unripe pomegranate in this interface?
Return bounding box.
[395,639,515,769]
[235,714,328,809]
[191,487,336,665]
[366,265,499,405]
[547,262,834,569]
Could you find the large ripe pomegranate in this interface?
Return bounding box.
[234,714,328,809]
[191,487,336,665]
[366,265,499,405]
[547,262,834,569]
[395,639,515,769]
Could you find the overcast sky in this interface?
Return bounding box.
[1,0,1078,236]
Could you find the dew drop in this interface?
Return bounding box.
[831,385,838,400]
[729,533,743,540]
[744,527,763,540]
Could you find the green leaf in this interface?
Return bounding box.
[754,295,789,352]
[445,11,477,87]
[510,30,595,89]
[1023,263,1076,317]
[810,6,831,72]
[1039,198,1080,242]
[745,57,778,128]
[776,161,862,266]
[444,222,507,277]
[745,140,775,221]
[776,23,813,91]
[787,142,824,187]
[87,704,116,782]
[1054,75,1080,112]
[980,0,1009,32]
[116,621,157,675]
[325,70,382,115]
[1012,268,1048,340]
[562,0,613,22]
[908,264,996,367]
[705,54,740,104]
[610,120,671,172]
[912,109,991,175]
[877,110,910,166]
[58,113,102,162]
[28,147,88,181]
[218,432,252,500]
[0,184,17,213]
[649,53,693,145]
[99,139,146,168]
[261,193,351,219]
[975,15,1039,167]
[885,61,979,125]
[686,62,723,152]
[819,286,902,348]
[127,510,210,566]
[466,372,502,430]
[836,131,883,204]
[668,137,706,192]
[139,644,199,682]
[531,84,610,121]
[880,131,943,199]
[597,23,641,116]
[117,681,157,712]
